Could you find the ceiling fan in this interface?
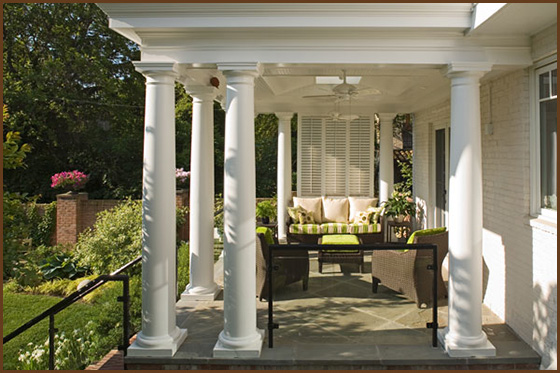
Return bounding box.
[303,70,380,100]
[327,94,359,121]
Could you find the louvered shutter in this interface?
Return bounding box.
[348,117,374,196]
[298,115,373,197]
[324,119,348,196]
[298,117,323,196]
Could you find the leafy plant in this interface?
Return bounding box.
[30,202,57,247]
[74,199,188,275]
[74,199,142,275]
[256,198,277,222]
[39,253,89,280]
[177,242,190,300]
[394,151,413,194]
[18,325,97,370]
[382,190,416,218]
[214,194,224,239]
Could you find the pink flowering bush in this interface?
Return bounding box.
[51,170,89,191]
[175,168,190,187]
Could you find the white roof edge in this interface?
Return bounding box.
[470,3,507,31]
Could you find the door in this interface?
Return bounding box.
[434,128,448,227]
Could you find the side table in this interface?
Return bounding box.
[385,219,412,243]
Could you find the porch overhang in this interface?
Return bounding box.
[97,2,542,114]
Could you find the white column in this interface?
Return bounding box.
[438,63,495,357]
[182,86,220,300]
[213,63,264,358]
[129,62,187,357]
[378,113,395,204]
[276,112,293,243]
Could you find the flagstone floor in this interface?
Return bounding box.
[125,253,541,369]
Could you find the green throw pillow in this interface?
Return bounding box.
[256,226,274,245]
[287,205,303,223]
[297,208,315,224]
[406,227,447,244]
[367,206,383,224]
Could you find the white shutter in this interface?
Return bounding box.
[348,117,373,196]
[299,116,323,196]
[324,118,347,196]
[298,115,373,197]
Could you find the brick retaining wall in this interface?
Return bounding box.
[55,190,189,245]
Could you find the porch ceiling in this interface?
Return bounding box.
[98,3,552,114]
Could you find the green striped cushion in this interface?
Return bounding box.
[320,223,379,234]
[320,223,349,234]
[289,224,321,234]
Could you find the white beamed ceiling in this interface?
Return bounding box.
[98,3,554,114]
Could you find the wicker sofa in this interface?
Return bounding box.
[286,196,384,244]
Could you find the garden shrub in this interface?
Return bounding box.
[30,201,57,247]
[74,199,142,275]
[84,274,142,361]
[18,324,97,370]
[3,192,35,279]
[176,242,189,299]
[75,199,189,276]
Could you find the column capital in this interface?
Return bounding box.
[134,61,178,81]
[184,85,218,102]
[275,112,294,122]
[217,63,263,79]
[377,113,396,124]
[445,62,492,79]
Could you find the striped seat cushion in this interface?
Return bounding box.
[289,224,321,234]
[320,223,380,234]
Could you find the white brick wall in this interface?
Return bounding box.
[531,23,557,61]
[413,63,556,368]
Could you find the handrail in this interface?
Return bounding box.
[3,255,142,370]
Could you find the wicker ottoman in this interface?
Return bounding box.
[318,234,364,273]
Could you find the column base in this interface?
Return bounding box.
[213,329,265,358]
[438,327,496,357]
[128,327,188,357]
[181,283,221,301]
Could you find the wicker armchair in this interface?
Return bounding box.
[371,230,448,308]
[255,233,309,301]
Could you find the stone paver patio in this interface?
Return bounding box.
[125,252,541,369]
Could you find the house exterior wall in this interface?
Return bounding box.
[413,25,557,369]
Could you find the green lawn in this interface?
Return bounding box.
[2,291,99,370]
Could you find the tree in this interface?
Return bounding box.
[3,3,144,200]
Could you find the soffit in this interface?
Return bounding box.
[469,3,557,37]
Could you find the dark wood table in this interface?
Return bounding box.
[266,242,439,349]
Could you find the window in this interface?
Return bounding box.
[535,62,557,217]
[298,116,374,197]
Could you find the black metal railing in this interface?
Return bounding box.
[3,255,142,370]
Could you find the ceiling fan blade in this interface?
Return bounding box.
[355,87,381,95]
[303,94,337,99]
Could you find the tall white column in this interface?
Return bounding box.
[276,112,293,243]
[182,86,220,300]
[438,63,495,357]
[379,113,395,204]
[213,63,264,358]
[129,62,187,357]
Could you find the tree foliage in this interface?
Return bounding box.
[3,3,144,200]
